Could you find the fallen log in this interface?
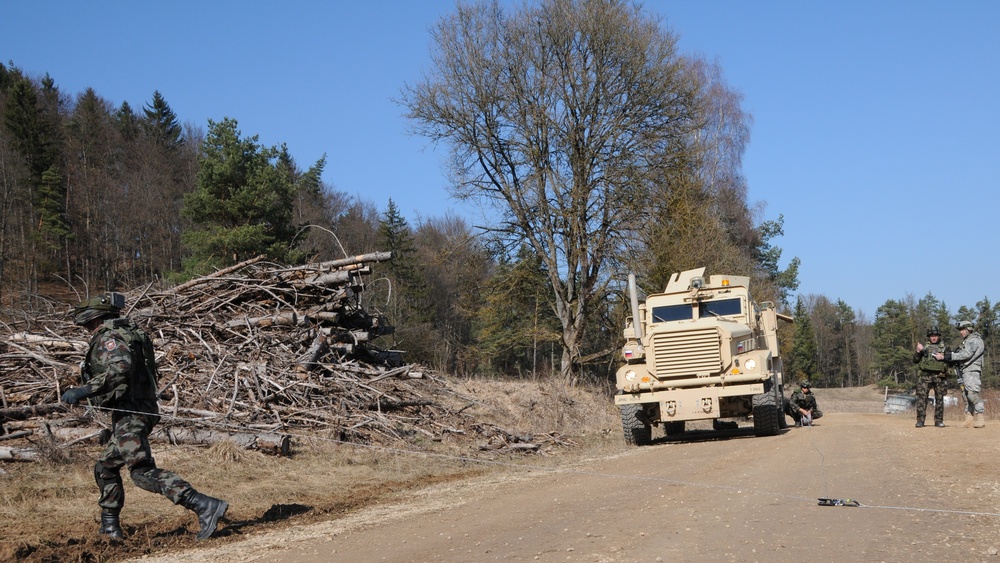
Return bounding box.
[8,333,87,350]
[170,254,267,293]
[296,333,329,376]
[152,426,291,456]
[0,430,32,442]
[0,446,40,461]
[276,252,392,275]
[37,425,292,456]
[224,311,340,329]
[0,403,67,422]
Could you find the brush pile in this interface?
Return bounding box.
[0,254,545,458]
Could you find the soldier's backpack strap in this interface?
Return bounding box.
[108,318,159,397]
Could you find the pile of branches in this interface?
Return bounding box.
[0,254,541,458]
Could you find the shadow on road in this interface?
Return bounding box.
[652,425,796,444]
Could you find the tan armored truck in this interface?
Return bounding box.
[615,267,793,445]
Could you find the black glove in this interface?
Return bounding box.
[61,386,90,405]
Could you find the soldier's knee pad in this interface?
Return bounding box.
[129,461,166,495]
[94,461,122,488]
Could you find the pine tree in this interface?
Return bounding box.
[4,72,67,274]
[115,101,141,142]
[475,245,560,376]
[378,200,421,290]
[36,166,71,247]
[871,299,914,386]
[181,118,297,275]
[788,297,819,384]
[376,200,435,360]
[142,91,183,150]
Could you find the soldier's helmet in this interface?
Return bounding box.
[73,292,125,326]
[957,320,974,331]
[800,381,811,390]
[927,326,941,337]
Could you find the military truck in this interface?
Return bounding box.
[615,268,793,445]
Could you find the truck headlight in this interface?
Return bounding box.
[744,359,756,371]
[624,370,636,381]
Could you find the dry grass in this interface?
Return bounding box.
[0,377,621,562]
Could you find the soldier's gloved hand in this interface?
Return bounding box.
[61,387,90,405]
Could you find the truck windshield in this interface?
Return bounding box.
[651,304,693,323]
[700,298,742,318]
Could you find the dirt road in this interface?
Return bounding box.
[143,409,1000,563]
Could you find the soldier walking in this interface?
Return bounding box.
[60,293,229,539]
[913,326,948,427]
[934,320,986,428]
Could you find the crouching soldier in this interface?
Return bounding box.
[784,381,823,426]
[61,293,229,540]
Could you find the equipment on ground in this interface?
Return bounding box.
[614,268,793,445]
[818,498,861,507]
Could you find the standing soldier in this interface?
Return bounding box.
[60,293,229,540]
[913,326,948,427]
[934,320,986,428]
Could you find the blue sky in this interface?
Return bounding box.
[4,1,998,318]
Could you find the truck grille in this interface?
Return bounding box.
[652,327,722,379]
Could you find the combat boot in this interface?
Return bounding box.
[181,490,229,540]
[99,509,123,539]
[974,413,986,428]
[964,413,975,428]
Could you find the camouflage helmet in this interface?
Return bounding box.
[927,326,941,337]
[72,292,125,326]
[957,320,974,331]
[800,381,811,389]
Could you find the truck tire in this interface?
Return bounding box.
[620,404,652,446]
[752,391,781,437]
[664,421,685,436]
[776,384,789,429]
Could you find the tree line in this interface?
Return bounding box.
[786,292,1000,391]
[12,0,986,388]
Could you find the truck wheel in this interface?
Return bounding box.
[620,404,652,446]
[752,392,781,437]
[776,384,789,429]
[664,421,685,436]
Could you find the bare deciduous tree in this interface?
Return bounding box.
[402,0,703,378]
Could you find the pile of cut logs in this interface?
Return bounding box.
[0,253,542,460]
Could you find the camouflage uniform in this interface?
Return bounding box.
[946,327,985,417]
[62,294,228,540]
[912,340,948,426]
[784,385,823,425]
[83,318,193,510]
